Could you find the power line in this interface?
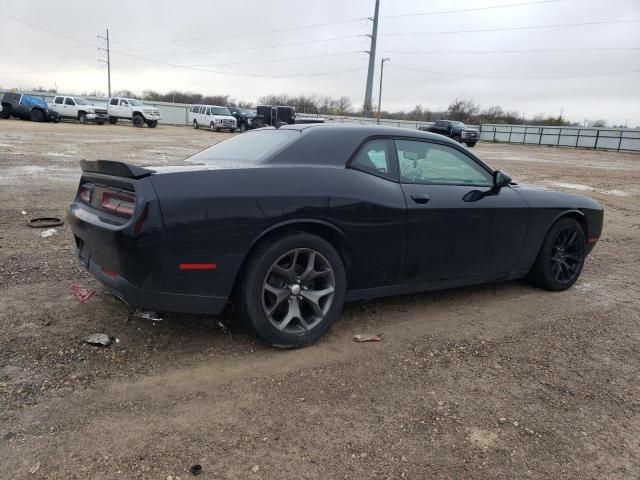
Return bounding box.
[382,19,640,37]
[0,12,97,48]
[391,63,640,80]
[124,35,365,58]
[384,47,640,55]
[382,0,567,19]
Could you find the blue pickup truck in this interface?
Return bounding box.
[0,93,60,122]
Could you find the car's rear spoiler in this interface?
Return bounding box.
[80,160,156,179]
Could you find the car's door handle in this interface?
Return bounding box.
[411,194,431,204]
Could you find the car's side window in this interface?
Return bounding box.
[350,139,397,180]
[110,98,118,106]
[65,98,75,106]
[54,97,63,104]
[206,107,211,115]
[396,140,492,186]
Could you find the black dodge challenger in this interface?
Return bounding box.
[69,124,603,347]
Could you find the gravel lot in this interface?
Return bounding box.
[1,120,638,479]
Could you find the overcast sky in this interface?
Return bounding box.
[1,0,639,126]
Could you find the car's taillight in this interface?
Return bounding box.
[101,191,135,217]
[79,184,92,204]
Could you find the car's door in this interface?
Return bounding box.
[395,138,528,282]
[51,96,64,116]
[118,99,131,118]
[64,97,77,117]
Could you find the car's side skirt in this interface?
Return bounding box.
[345,270,529,302]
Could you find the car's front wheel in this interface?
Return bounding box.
[465,141,477,147]
[239,123,247,133]
[132,114,144,127]
[527,217,586,291]
[108,117,117,124]
[30,109,44,122]
[193,120,199,129]
[239,233,346,348]
[79,112,87,124]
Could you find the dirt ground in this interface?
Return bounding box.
[0,120,638,479]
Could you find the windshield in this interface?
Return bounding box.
[74,98,90,105]
[451,121,465,128]
[186,130,298,166]
[240,108,256,116]
[129,99,144,106]
[211,106,231,115]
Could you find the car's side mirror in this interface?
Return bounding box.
[493,170,512,188]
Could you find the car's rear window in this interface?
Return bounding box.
[186,129,299,166]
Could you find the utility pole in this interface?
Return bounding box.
[363,0,380,116]
[98,28,111,97]
[377,58,390,124]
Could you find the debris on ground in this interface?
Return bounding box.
[251,464,260,473]
[190,464,202,475]
[40,228,58,238]
[29,462,40,475]
[71,284,95,303]
[134,309,163,322]
[21,210,27,215]
[81,334,115,347]
[28,217,64,228]
[353,333,384,342]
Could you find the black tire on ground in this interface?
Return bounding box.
[0,108,10,119]
[193,120,199,129]
[465,141,477,147]
[108,117,117,124]
[210,122,215,132]
[527,217,586,291]
[78,112,87,124]
[230,128,237,133]
[96,121,105,125]
[239,123,247,133]
[238,232,347,348]
[30,109,44,122]
[147,120,157,128]
[132,114,144,127]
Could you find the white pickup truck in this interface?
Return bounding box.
[48,96,108,124]
[107,97,161,128]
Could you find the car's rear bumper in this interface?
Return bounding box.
[85,256,227,314]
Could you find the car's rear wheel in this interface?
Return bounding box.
[0,107,10,119]
[30,109,44,122]
[527,217,586,291]
[193,120,199,129]
[132,114,144,127]
[239,233,346,348]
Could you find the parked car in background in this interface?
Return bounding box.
[0,93,60,122]
[420,120,479,147]
[107,97,160,127]
[68,124,603,348]
[49,96,108,124]
[189,105,237,132]
[256,105,325,127]
[228,107,263,133]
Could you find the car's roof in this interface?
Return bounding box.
[277,122,457,143]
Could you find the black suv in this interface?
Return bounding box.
[420,120,478,147]
[228,107,263,133]
[0,93,60,122]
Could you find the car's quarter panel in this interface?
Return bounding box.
[149,165,407,293]
[509,184,604,271]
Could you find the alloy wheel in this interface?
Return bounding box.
[261,248,335,333]
[549,225,584,284]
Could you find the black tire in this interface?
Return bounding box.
[132,114,144,127]
[465,141,477,148]
[238,233,346,348]
[30,109,44,122]
[0,107,10,119]
[453,134,462,143]
[210,122,215,132]
[527,217,586,291]
[96,121,105,125]
[230,128,237,133]
[147,120,157,128]
[193,120,199,129]
[78,112,87,124]
[108,117,117,125]
[239,123,247,133]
